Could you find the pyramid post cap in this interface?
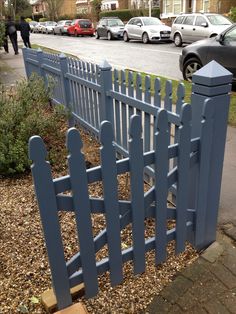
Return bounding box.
[192,60,233,86]
[99,59,112,70]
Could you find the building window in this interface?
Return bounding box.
[163,0,181,16]
[165,0,172,14]
[203,0,209,12]
[173,0,181,14]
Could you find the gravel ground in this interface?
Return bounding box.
[0,127,198,314]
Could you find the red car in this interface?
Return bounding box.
[67,19,94,36]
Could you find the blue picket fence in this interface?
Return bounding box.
[25,48,233,310]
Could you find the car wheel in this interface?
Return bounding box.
[183,58,202,82]
[142,32,149,44]
[107,31,112,40]
[174,33,182,47]
[123,31,129,42]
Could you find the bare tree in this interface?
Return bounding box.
[45,0,63,20]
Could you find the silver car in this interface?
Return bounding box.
[123,17,171,44]
[53,20,72,35]
[171,13,232,47]
[33,22,45,33]
[41,21,57,34]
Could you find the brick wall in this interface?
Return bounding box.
[209,0,235,14]
[59,0,77,16]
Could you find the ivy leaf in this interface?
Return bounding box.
[18,305,29,313]
[30,296,40,304]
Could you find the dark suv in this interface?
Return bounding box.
[179,24,236,82]
[95,17,125,40]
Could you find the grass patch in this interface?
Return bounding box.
[126,69,236,126]
[31,44,78,59]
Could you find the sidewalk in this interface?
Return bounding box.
[1,49,236,314]
[146,232,236,313]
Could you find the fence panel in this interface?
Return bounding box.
[25,50,232,309]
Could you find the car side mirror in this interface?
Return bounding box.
[216,33,224,44]
[102,24,106,27]
[137,23,142,27]
[201,22,208,27]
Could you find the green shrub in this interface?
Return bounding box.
[99,8,160,21]
[25,18,32,23]
[99,9,132,21]
[57,14,75,21]
[0,75,67,176]
[39,17,48,22]
[229,7,236,22]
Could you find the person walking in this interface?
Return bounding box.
[6,16,18,55]
[19,16,31,48]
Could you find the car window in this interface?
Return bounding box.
[206,15,231,25]
[107,19,124,27]
[65,21,71,25]
[195,16,207,26]
[100,19,107,26]
[183,16,195,25]
[224,27,236,46]
[174,16,185,24]
[134,18,142,25]
[79,20,92,28]
[142,17,162,26]
[128,19,135,25]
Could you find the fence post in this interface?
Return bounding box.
[22,48,30,79]
[59,53,74,127]
[190,60,232,249]
[98,60,113,124]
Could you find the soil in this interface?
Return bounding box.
[0,125,198,314]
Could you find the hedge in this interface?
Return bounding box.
[229,7,236,22]
[99,8,160,21]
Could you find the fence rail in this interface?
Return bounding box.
[24,48,232,310]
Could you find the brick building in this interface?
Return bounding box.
[160,0,236,19]
[31,0,76,19]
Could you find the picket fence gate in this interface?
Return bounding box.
[25,48,233,310]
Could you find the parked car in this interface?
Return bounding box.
[41,21,57,34]
[123,16,171,44]
[33,22,46,33]
[95,17,125,40]
[67,19,94,36]
[53,20,72,35]
[29,21,38,33]
[179,24,236,82]
[171,13,232,47]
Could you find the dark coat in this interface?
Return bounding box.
[19,20,30,37]
[6,20,17,36]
